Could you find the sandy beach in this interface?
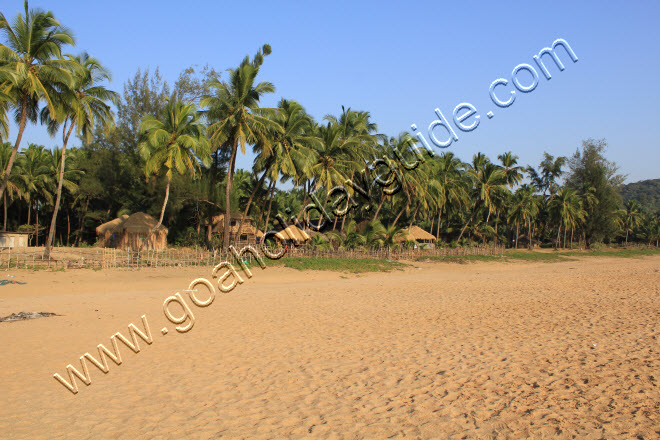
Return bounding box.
[1,255,659,439]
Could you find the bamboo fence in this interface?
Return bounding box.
[0,244,512,271]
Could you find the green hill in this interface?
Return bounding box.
[620,179,660,211]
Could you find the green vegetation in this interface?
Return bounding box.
[417,248,660,264]
[0,4,658,255]
[268,257,408,273]
[620,179,660,211]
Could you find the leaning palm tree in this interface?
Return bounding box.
[0,1,77,200]
[0,141,21,230]
[43,53,118,257]
[201,44,280,249]
[138,96,211,250]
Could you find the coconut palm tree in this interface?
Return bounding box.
[138,96,211,249]
[201,44,280,249]
[43,53,118,257]
[0,2,77,200]
[549,187,584,249]
[236,98,318,239]
[14,144,53,244]
[0,141,21,230]
[620,200,643,245]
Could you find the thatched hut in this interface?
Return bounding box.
[96,215,129,247]
[397,225,436,249]
[207,212,260,244]
[97,212,168,250]
[274,224,311,244]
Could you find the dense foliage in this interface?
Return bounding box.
[1,3,658,251]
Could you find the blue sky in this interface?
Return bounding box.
[6,0,660,184]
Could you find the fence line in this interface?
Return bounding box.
[0,244,510,271]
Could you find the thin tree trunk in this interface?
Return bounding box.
[66,211,70,246]
[570,228,574,249]
[138,176,170,252]
[76,196,90,246]
[372,191,385,221]
[45,122,75,258]
[3,192,6,231]
[457,207,477,242]
[528,221,532,250]
[563,227,567,249]
[556,225,561,250]
[625,230,628,246]
[35,200,39,247]
[392,205,406,227]
[235,169,269,241]
[262,180,275,235]
[436,206,443,239]
[515,223,519,249]
[0,96,27,199]
[224,138,239,250]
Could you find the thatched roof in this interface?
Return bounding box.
[400,225,436,242]
[275,224,311,242]
[407,225,436,242]
[117,212,168,235]
[96,215,129,235]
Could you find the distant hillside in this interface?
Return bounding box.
[619,179,660,211]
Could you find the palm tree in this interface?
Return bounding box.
[14,144,52,244]
[549,188,584,249]
[201,44,280,249]
[236,98,318,239]
[0,2,77,200]
[0,141,21,230]
[138,96,211,249]
[620,200,643,246]
[43,53,118,257]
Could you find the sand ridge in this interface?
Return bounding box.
[0,255,659,439]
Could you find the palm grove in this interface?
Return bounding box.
[1,4,658,255]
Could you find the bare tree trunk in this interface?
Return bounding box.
[570,228,574,249]
[528,221,532,250]
[555,225,561,250]
[0,96,27,200]
[45,122,75,258]
[392,205,406,227]
[35,201,40,247]
[457,208,477,242]
[436,206,443,239]
[3,192,6,231]
[76,196,90,246]
[66,211,70,246]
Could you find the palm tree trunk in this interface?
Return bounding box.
[0,96,27,200]
[224,138,239,250]
[66,211,70,246]
[76,196,90,246]
[262,180,275,235]
[138,176,170,252]
[392,205,406,227]
[236,169,268,241]
[457,207,477,242]
[436,206,443,239]
[372,191,385,221]
[570,228,574,249]
[515,223,519,249]
[528,221,532,250]
[563,227,567,249]
[44,122,75,258]
[625,230,628,246]
[555,225,561,250]
[35,201,39,247]
[3,192,6,232]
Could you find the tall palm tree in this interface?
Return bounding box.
[0,2,77,200]
[620,200,643,245]
[14,144,52,244]
[43,53,118,257]
[201,44,280,249]
[138,96,211,249]
[549,188,584,249]
[236,98,318,239]
[0,141,21,230]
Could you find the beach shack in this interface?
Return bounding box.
[402,225,436,249]
[96,212,168,250]
[208,212,260,244]
[0,232,29,248]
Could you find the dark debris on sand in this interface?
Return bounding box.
[0,312,60,323]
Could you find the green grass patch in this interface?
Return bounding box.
[416,247,660,264]
[268,257,408,273]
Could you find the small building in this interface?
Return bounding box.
[274,224,311,244]
[0,232,29,248]
[96,212,168,250]
[208,212,260,244]
[401,225,436,249]
[96,215,129,247]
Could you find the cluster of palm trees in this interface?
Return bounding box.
[1,3,658,254]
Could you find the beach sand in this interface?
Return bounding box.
[0,254,659,439]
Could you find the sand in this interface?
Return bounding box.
[0,254,659,439]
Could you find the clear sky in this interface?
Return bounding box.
[6,0,660,184]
